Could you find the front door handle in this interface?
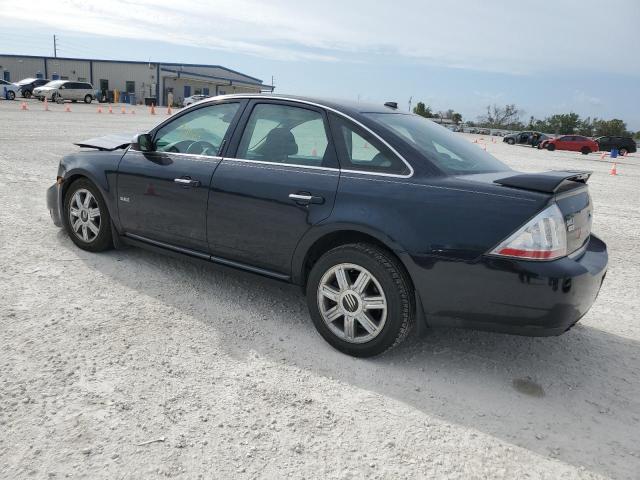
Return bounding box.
[289,192,324,205]
[174,177,201,187]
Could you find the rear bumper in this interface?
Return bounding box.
[47,183,63,227]
[407,234,608,336]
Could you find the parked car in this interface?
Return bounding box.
[503,131,549,146]
[15,77,51,98]
[33,80,95,103]
[0,79,20,100]
[595,136,637,155]
[183,94,210,107]
[46,95,607,357]
[540,135,599,154]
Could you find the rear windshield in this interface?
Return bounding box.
[365,113,510,175]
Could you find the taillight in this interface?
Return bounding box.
[490,204,567,261]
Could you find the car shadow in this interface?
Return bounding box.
[68,236,639,480]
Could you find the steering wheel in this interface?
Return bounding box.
[186,140,217,156]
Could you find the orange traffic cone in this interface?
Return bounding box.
[150,103,156,115]
[65,104,71,113]
[623,151,629,157]
[600,151,606,160]
[167,105,172,115]
[20,102,28,111]
[121,105,126,114]
[473,139,478,143]
[130,109,136,115]
[610,162,618,176]
[97,106,103,114]
[44,97,49,111]
[108,104,113,114]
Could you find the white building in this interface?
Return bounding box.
[0,54,274,105]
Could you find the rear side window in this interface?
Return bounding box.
[365,113,509,175]
[236,103,331,167]
[330,114,408,175]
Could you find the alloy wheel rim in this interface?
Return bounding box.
[69,189,101,243]
[317,263,387,344]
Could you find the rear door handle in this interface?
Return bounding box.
[174,176,201,187]
[289,192,324,205]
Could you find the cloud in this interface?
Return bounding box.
[1,0,639,75]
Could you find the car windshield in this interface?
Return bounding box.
[365,113,509,175]
[44,80,65,88]
[17,78,36,85]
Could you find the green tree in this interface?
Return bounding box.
[451,112,463,125]
[413,102,433,118]
[477,104,521,129]
[546,113,580,134]
[593,119,630,137]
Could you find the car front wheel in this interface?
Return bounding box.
[84,95,92,104]
[506,138,515,145]
[63,178,113,252]
[581,147,591,155]
[619,148,628,156]
[7,90,15,100]
[23,90,31,98]
[306,243,415,357]
[547,144,556,151]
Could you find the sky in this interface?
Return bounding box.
[1,0,639,129]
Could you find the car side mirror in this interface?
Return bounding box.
[132,133,154,152]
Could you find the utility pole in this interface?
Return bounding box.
[408,96,413,113]
[53,35,57,58]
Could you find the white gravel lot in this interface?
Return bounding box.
[0,99,639,480]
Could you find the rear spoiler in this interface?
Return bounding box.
[74,133,134,151]
[494,170,591,194]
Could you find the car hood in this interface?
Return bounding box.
[75,133,135,151]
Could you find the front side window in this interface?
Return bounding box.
[365,113,509,175]
[154,102,240,156]
[236,103,330,167]
[331,114,407,174]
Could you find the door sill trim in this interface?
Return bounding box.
[123,233,291,281]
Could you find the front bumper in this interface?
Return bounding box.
[408,234,608,336]
[47,183,63,227]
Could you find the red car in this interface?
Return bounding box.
[540,135,599,155]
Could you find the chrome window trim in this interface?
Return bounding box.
[128,149,223,162]
[204,94,415,179]
[225,157,339,172]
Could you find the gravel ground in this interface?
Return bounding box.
[1,99,639,480]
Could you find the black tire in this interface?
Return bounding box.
[306,243,415,357]
[71,99,77,103]
[619,148,628,156]
[63,178,113,252]
[7,90,15,100]
[581,147,591,155]
[23,90,32,99]
[506,138,515,145]
[51,93,57,103]
[84,94,92,104]
[547,143,556,151]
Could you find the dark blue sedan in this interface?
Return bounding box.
[46,95,607,357]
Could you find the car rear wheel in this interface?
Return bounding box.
[506,138,515,145]
[306,243,415,357]
[547,144,556,151]
[23,90,31,99]
[619,148,628,156]
[7,90,15,100]
[63,178,113,252]
[84,94,92,104]
[581,147,591,155]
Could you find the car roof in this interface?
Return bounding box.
[210,93,402,117]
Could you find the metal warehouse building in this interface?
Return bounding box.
[0,54,274,106]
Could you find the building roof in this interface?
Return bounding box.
[0,53,265,85]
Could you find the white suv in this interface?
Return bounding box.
[33,80,96,103]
